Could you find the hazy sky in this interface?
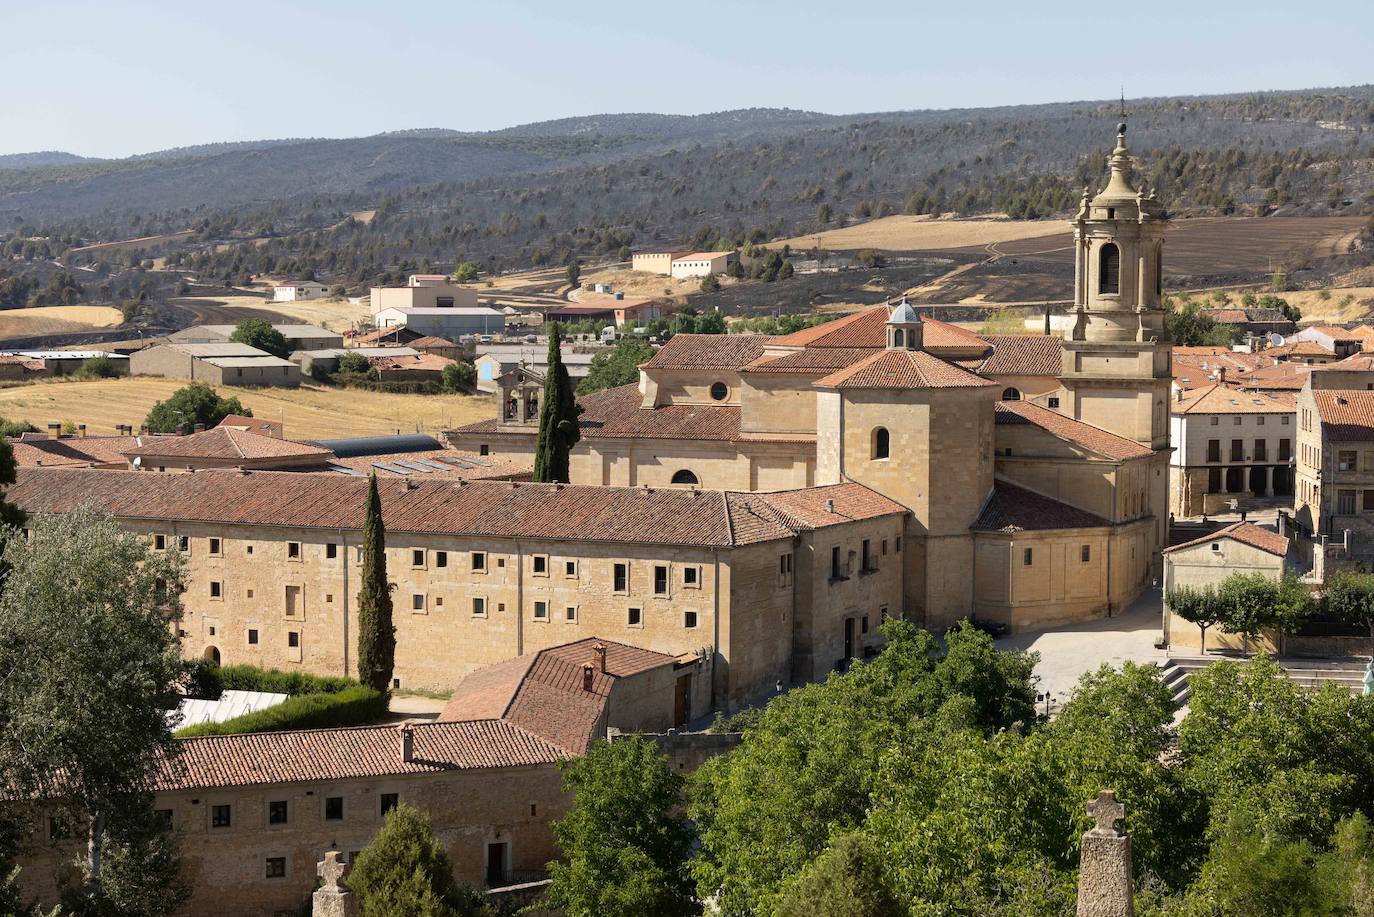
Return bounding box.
[5,0,1372,158]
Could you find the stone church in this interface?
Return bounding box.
[454,123,1173,632]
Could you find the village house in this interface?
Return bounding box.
[1288,324,1363,359]
[271,280,330,302]
[542,298,662,328]
[1295,381,1374,538]
[1167,383,1296,517]
[669,251,734,278]
[120,427,335,472]
[630,250,690,275]
[131,343,302,387]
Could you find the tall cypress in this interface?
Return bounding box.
[356,473,395,692]
[533,322,583,483]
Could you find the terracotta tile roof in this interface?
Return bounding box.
[768,306,990,354]
[972,480,1111,533]
[814,348,994,390]
[641,334,770,370]
[9,436,139,468]
[327,450,530,481]
[0,355,47,371]
[440,638,679,755]
[1232,361,1311,391]
[121,427,333,461]
[157,720,567,790]
[1314,390,1374,442]
[994,401,1153,460]
[1312,353,1374,373]
[1162,521,1289,557]
[369,352,454,372]
[1266,340,1334,360]
[968,335,1063,376]
[409,335,458,348]
[1170,383,1295,415]
[742,347,877,374]
[1204,309,1250,323]
[216,414,283,438]
[350,326,423,346]
[1303,325,1360,341]
[737,483,908,531]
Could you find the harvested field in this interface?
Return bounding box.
[0,305,124,340]
[775,215,1060,253]
[169,295,366,332]
[0,378,493,440]
[575,268,713,301]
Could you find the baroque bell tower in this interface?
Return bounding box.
[1060,121,1171,451]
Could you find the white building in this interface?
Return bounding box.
[373,306,506,339]
[669,251,733,278]
[369,275,481,314]
[271,281,329,302]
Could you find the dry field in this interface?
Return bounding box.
[169,295,366,332]
[775,215,1061,253]
[1202,286,1374,324]
[576,268,715,300]
[0,305,124,339]
[0,378,494,440]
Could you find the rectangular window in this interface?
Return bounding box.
[565,560,577,578]
[1023,548,1033,566]
[265,857,286,879]
[684,610,698,629]
[1231,439,1244,462]
[472,552,486,572]
[1339,490,1357,514]
[1047,396,1060,409]
[247,629,258,645]
[1207,440,1220,462]
[1282,415,1291,425]
[380,793,399,816]
[472,597,487,618]
[532,555,548,575]
[326,543,338,559]
[324,797,343,821]
[1257,415,1265,426]
[288,631,300,648]
[211,805,231,828]
[210,581,222,599]
[1254,440,1267,461]
[1081,544,1091,563]
[861,539,873,572]
[830,546,844,580]
[654,565,669,596]
[435,551,447,568]
[268,800,288,825]
[627,607,642,627]
[613,563,629,593]
[1364,490,1374,512]
[411,594,425,613]
[533,600,548,621]
[209,537,222,556]
[1340,451,1358,472]
[779,552,793,587]
[178,535,190,553]
[1233,416,1242,425]
[683,566,700,588]
[1209,415,1219,426]
[881,539,888,556]
[565,606,578,623]
[895,536,901,553]
[411,549,425,568]
[154,534,167,550]
[287,542,301,559]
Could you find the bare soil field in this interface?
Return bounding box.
[775,215,1060,253]
[0,378,494,440]
[168,295,366,332]
[576,268,717,301]
[0,306,124,339]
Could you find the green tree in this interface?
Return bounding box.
[228,318,290,359]
[452,261,481,283]
[349,803,491,917]
[565,259,581,289]
[75,355,122,379]
[533,323,582,483]
[440,361,476,394]
[577,339,655,394]
[1325,570,1374,640]
[356,474,395,693]
[700,272,720,293]
[1166,583,1226,653]
[1165,297,1240,347]
[337,351,371,375]
[773,833,901,917]
[0,508,188,914]
[143,382,248,433]
[546,738,696,917]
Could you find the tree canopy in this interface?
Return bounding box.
[533,323,582,483]
[577,338,655,395]
[228,318,290,359]
[349,803,491,917]
[356,474,395,693]
[143,382,249,433]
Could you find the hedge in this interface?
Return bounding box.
[185,661,358,700]
[175,685,388,737]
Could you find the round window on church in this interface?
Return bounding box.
[671,469,699,486]
[710,382,728,401]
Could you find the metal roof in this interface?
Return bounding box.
[312,433,444,458]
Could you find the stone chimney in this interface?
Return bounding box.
[193,423,205,433]
[582,662,595,692]
[46,423,60,440]
[1077,790,1133,917]
[77,424,87,438]
[1217,366,1227,385]
[593,642,607,674]
[824,498,835,513]
[399,724,414,763]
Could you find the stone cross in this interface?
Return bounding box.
[1077,790,1133,917]
[313,851,358,917]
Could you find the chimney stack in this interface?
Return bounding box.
[399,724,414,763]
[824,498,835,513]
[582,662,595,692]
[46,423,60,440]
[593,642,607,674]
[1218,366,1227,384]
[77,423,87,438]
[193,423,205,433]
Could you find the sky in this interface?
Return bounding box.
[5,0,1373,159]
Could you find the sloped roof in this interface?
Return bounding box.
[1302,324,1360,341]
[1313,390,1374,442]
[742,347,877,374]
[641,334,770,370]
[1162,521,1289,557]
[1267,340,1334,360]
[769,306,989,353]
[327,450,529,481]
[972,480,1111,533]
[814,348,994,390]
[1233,361,1311,391]
[968,335,1064,376]
[216,414,283,438]
[120,427,332,461]
[9,436,139,468]
[994,401,1153,460]
[1170,383,1295,415]
[1311,353,1374,373]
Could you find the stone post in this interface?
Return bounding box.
[313,851,359,917]
[1077,790,1133,917]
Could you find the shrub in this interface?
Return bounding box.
[75,355,123,379]
[175,685,387,737]
[215,664,357,696]
[441,361,476,394]
[337,351,371,375]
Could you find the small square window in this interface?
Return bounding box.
[1210,416,1219,426]
[533,600,548,620]
[565,560,577,577]
[684,610,698,629]
[412,549,425,568]
[472,597,487,617]
[1047,396,1060,409]
[895,537,902,553]
[412,594,425,612]
[565,606,577,623]
[434,596,443,608]
[268,800,288,825]
[497,557,505,568]
[326,543,338,560]
[533,555,548,575]
[265,857,286,879]
[479,444,489,456]
[472,552,486,572]
[247,628,259,645]
[211,804,231,828]
[628,607,643,627]
[683,566,700,588]
[435,551,447,568]
[208,626,216,636]
[246,588,254,599]
[1211,542,1222,553]
[326,593,334,603]
[288,631,300,648]
[246,545,254,555]
[324,797,343,821]
[380,793,399,816]
[287,542,301,559]
[209,537,222,555]
[210,581,222,599]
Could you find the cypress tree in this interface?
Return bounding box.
[533,323,582,483]
[356,473,395,692]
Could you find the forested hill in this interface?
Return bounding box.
[4,88,1374,284]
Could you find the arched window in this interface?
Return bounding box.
[1002,387,1022,401]
[1099,242,1120,295]
[671,469,699,485]
[892,328,904,347]
[203,646,221,666]
[872,427,890,460]
[709,382,729,401]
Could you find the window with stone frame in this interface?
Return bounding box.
[1340,451,1358,472]
[265,857,286,879]
[211,804,232,828]
[268,800,288,825]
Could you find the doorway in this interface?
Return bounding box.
[673,674,691,727]
[485,841,509,886]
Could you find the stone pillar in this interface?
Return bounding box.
[313,851,359,917]
[1077,790,1133,917]
[1263,466,1274,498]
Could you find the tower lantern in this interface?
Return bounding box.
[886,299,923,351]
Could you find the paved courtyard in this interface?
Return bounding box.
[996,587,1166,712]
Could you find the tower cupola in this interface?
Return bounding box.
[886,299,923,350]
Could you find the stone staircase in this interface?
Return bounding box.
[1160,656,1369,708]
